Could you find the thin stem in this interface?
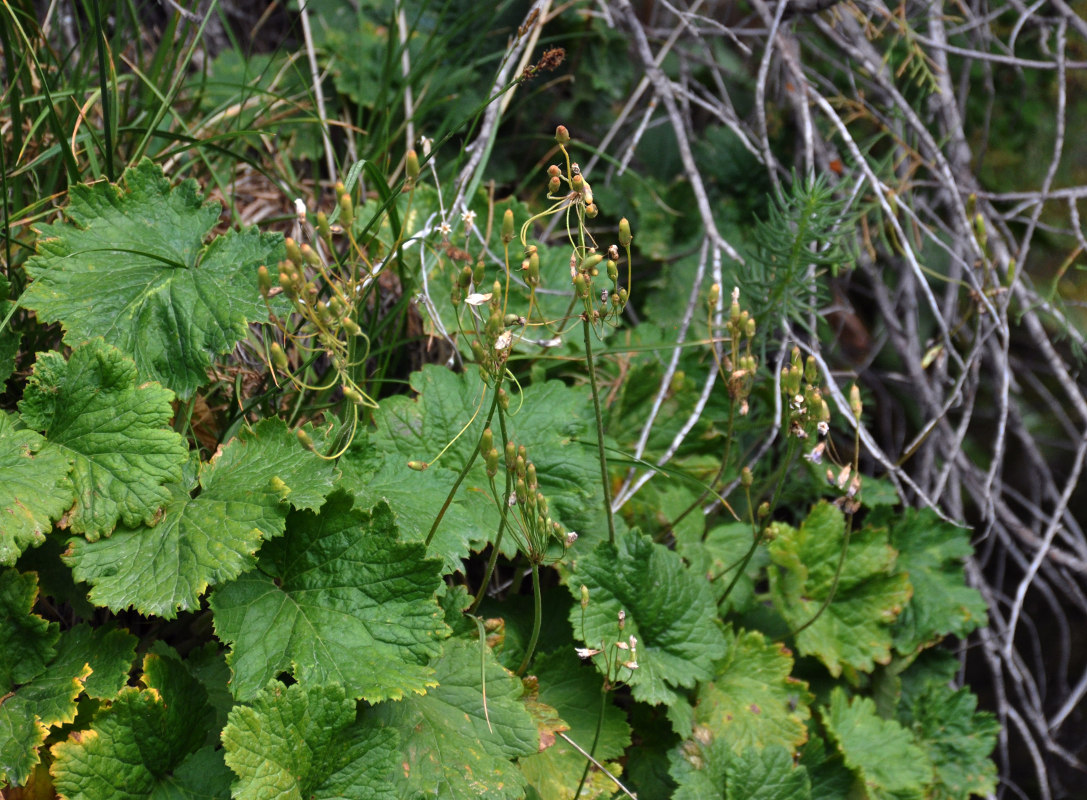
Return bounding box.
[573,688,608,799]
[583,317,616,545]
[470,404,514,613]
[516,562,542,676]
[425,377,503,549]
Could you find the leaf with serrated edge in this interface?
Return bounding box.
[694,627,812,754]
[355,365,607,568]
[211,493,449,701]
[21,158,285,399]
[50,648,229,800]
[223,681,398,800]
[19,340,188,540]
[768,502,911,678]
[519,648,630,799]
[898,653,998,800]
[567,527,727,709]
[0,412,72,565]
[671,738,811,800]
[0,569,59,687]
[823,687,932,800]
[362,637,538,799]
[64,418,322,618]
[873,507,989,654]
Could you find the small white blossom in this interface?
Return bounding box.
[494,330,513,350]
[565,531,578,546]
[817,420,829,437]
[437,221,452,237]
[465,292,492,306]
[461,209,477,229]
[623,660,639,670]
[731,286,740,303]
[294,198,307,220]
[575,647,601,659]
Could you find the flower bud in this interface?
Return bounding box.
[850,383,863,419]
[505,441,516,469]
[296,428,314,451]
[758,502,770,520]
[474,260,486,287]
[580,584,590,608]
[526,462,537,488]
[547,164,561,178]
[607,260,618,283]
[708,283,720,308]
[480,427,494,456]
[745,318,756,338]
[741,466,753,488]
[555,125,570,144]
[407,460,428,471]
[574,273,589,298]
[516,477,527,504]
[485,447,499,477]
[585,203,598,218]
[406,149,420,180]
[548,176,561,194]
[342,316,362,337]
[498,388,509,410]
[580,253,604,274]
[804,356,819,385]
[458,265,473,289]
[317,211,331,242]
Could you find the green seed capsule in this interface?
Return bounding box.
[338,190,354,229]
[607,259,618,283]
[270,342,289,371]
[618,218,632,247]
[574,273,589,299]
[502,209,514,243]
[485,447,499,477]
[407,460,428,471]
[285,237,303,266]
[257,265,272,297]
[505,441,516,469]
[480,427,494,456]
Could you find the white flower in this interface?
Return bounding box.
[576,647,601,659]
[437,221,452,237]
[817,420,829,437]
[731,286,740,303]
[294,198,307,220]
[465,292,492,306]
[461,209,477,229]
[565,531,578,546]
[494,330,513,350]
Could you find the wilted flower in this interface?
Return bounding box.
[576,647,601,659]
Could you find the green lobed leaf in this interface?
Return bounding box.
[21,158,286,399]
[675,521,766,615]
[210,493,449,701]
[767,502,912,678]
[19,339,188,541]
[671,738,811,800]
[0,569,60,688]
[0,411,72,565]
[355,365,607,569]
[223,681,398,800]
[0,622,131,786]
[65,417,334,619]
[693,627,812,754]
[822,687,932,800]
[362,637,539,799]
[519,648,631,799]
[51,648,230,800]
[898,655,999,800]
[567,527,728,711]
[870,507,989,654]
